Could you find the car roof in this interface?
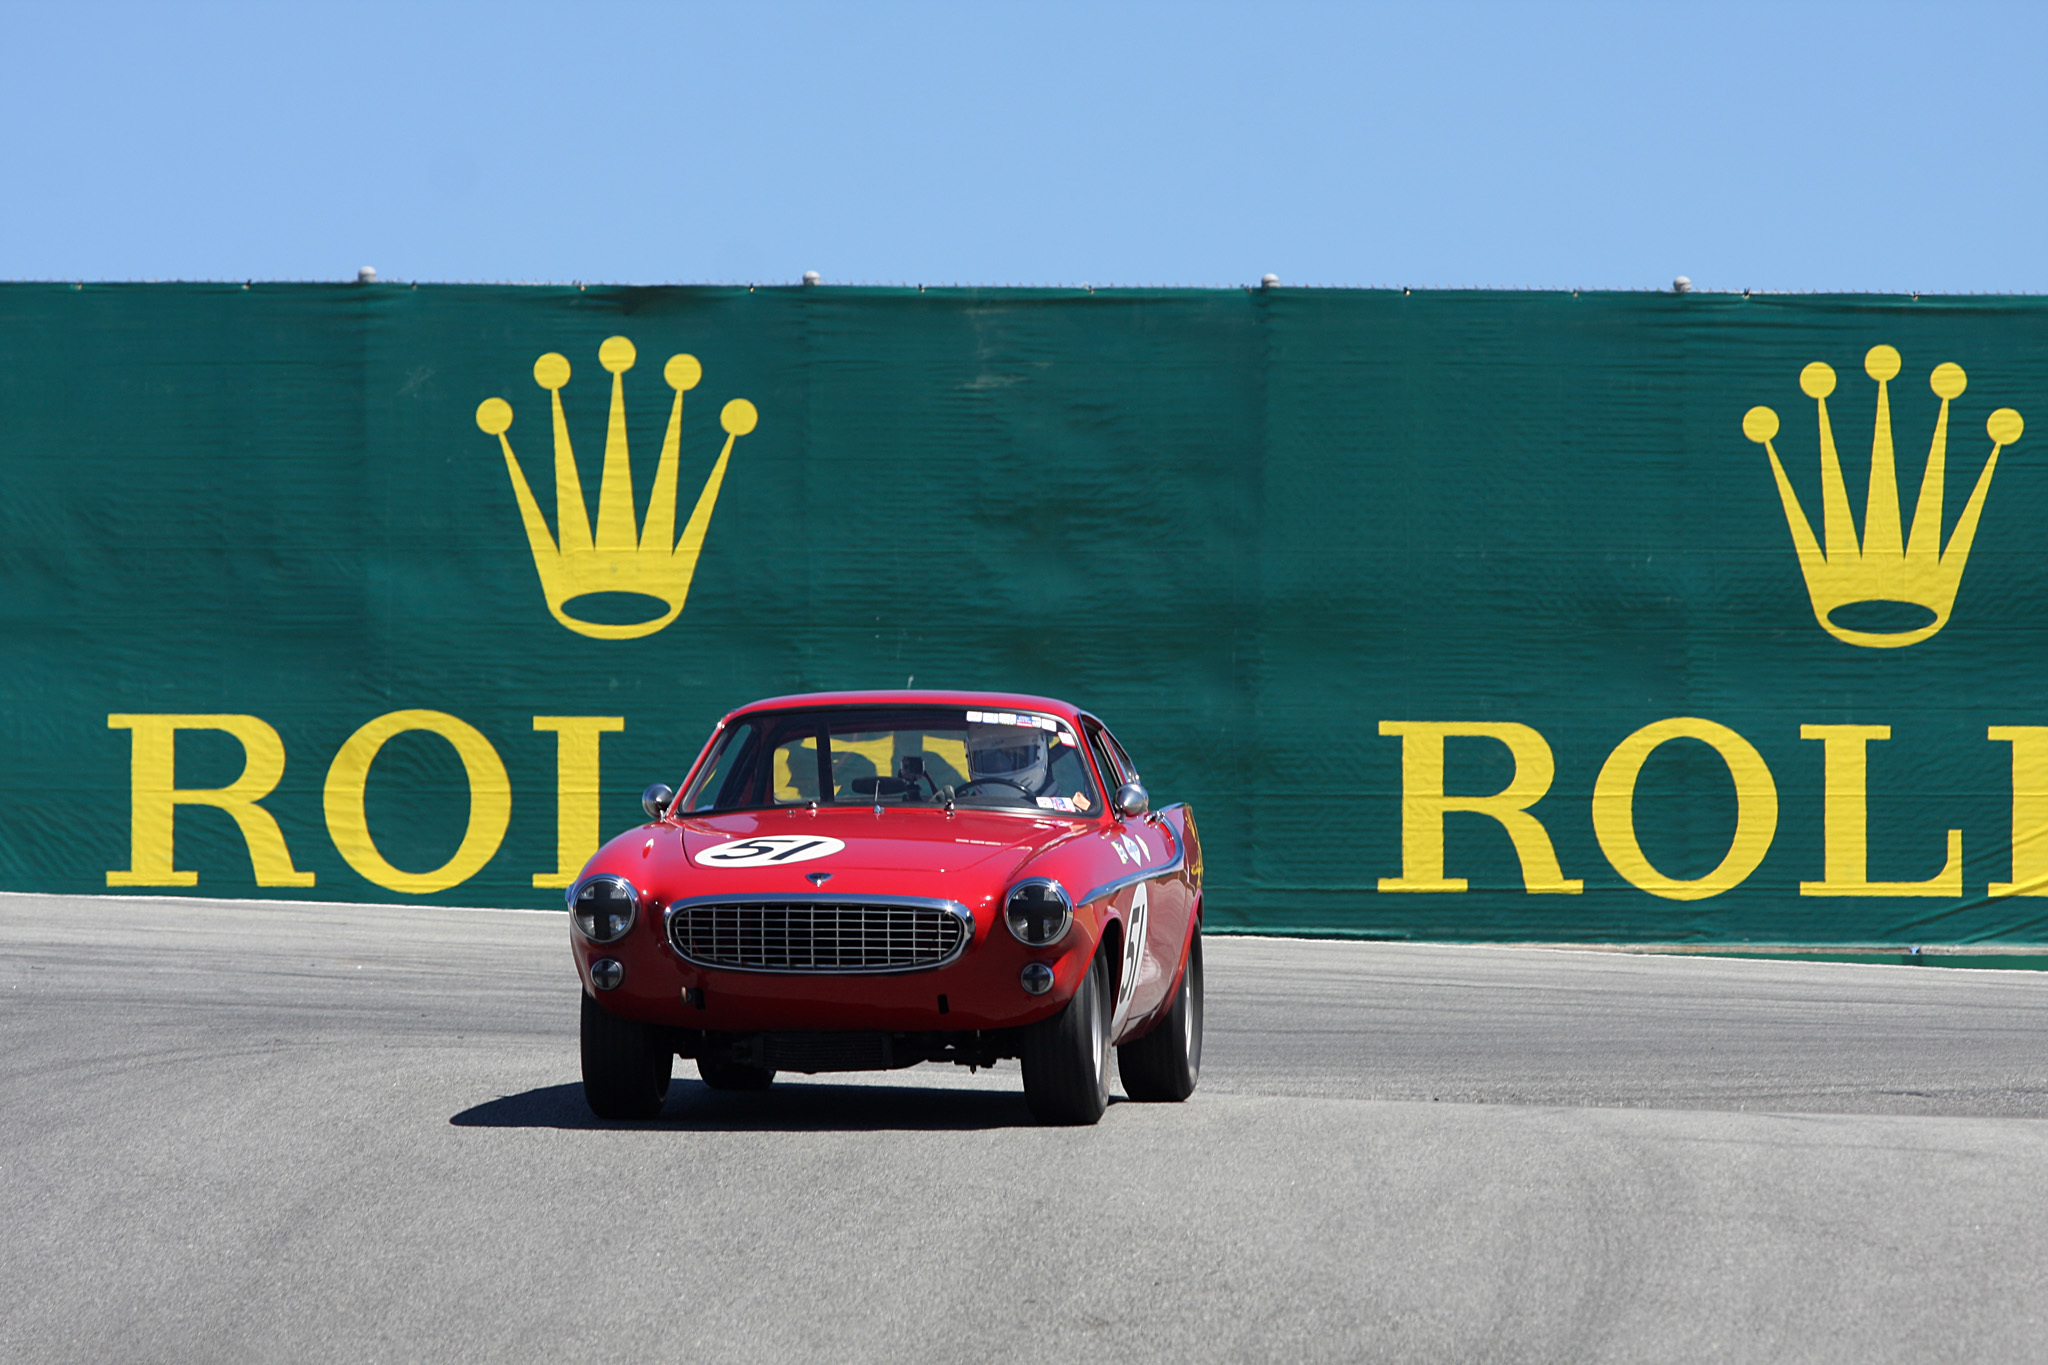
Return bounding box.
[724,689,1085,724]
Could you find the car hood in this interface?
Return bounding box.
[596,805,1091,907]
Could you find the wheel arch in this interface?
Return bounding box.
[1094,912,1125,1007]
[1117,889,1202,1045]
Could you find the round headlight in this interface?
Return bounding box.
[1004,879,1071,947]
[571,875,639,943]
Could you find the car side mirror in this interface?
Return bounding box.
[1113,782,1150,820]
[642,783,675,820]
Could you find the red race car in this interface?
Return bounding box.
[568,690,1204,1125]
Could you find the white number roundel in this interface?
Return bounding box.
[693,835,846,868]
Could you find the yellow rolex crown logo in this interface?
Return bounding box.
[475,336,757,640]
[1742,344,2023,648]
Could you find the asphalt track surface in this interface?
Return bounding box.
[7,895,2048,1363]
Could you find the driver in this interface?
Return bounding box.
[965,722,1051,796]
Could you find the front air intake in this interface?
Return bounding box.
[665,897,973,974]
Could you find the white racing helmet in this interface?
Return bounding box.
[965,721,1050,793]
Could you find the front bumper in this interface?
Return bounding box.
[572,902,1100,1033]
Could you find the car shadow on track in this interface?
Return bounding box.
[450,1079,1065,1131]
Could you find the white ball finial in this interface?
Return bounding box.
[1261,273,1279,289]
[802,270,821,286]
[1673,275,1692,294]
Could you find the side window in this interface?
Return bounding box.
[1099,728,1140,784]
[1085,726,1127,794]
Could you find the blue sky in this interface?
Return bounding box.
[3,1,2042,292]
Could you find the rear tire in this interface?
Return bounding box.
[580,991,673,1120]
[1117,925,1203,1102]
[697,1055,777,1091]
[1021,948,1112,1125]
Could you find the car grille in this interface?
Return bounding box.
[667,900,969,973]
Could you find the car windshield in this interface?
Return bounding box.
[679,706,1104,816]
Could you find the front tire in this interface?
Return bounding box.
[1021,947,1112,1125]
[580,991,673,1120]
[1117,924,1203,1101]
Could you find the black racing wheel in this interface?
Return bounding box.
[580,991,674,1120]
[1020,947,1112,1125]
[1117,924,1203,1102]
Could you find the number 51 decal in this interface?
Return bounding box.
[693,835,847,867]
[1110,882,1149,1035]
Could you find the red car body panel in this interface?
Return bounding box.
[569,690,1202,1050]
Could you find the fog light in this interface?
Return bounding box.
[590,957,625,991]
[1020,962,1055,995]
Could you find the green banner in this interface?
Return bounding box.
[4,282,2046,943]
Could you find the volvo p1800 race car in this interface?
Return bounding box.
[568,691,1203,1125]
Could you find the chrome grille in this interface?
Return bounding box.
[666,898,969,973]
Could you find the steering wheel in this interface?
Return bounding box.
[954,778,1034,799]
